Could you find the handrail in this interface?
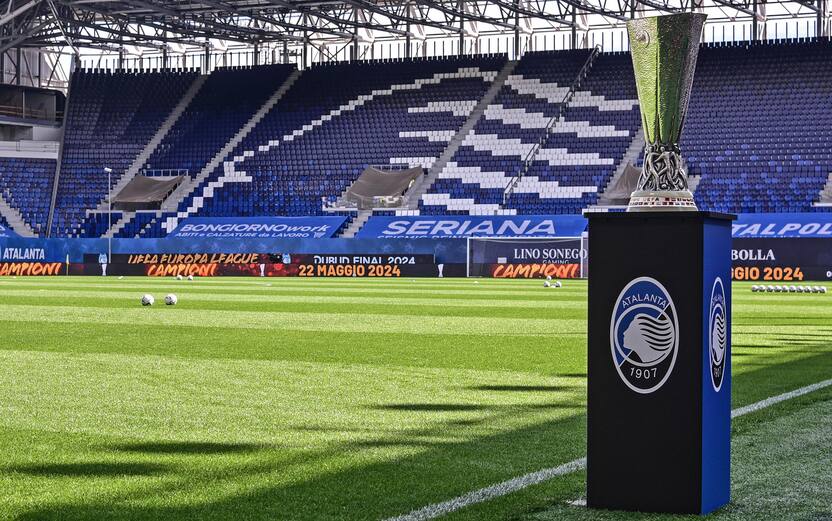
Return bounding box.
[0,140,59,152]
[0,104,58,121]
[369,164,415,171]
[503,45,601,206]
[141,168,191,177]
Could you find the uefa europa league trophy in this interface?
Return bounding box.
[627,13,706,211]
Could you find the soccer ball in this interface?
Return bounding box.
[543,281,551,288]
[176,274,183,281]
[141,294,154,306]
[767,285,775,292]
[187,275,194,281]
[546,275,552,282]
[554,281,562,288]
[789,285,797,292]
[821,287,828,294]
[165,294,178,306]
[751,285,759,292]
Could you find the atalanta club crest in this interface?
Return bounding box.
[709,277,727,392]
[610,277,679,394]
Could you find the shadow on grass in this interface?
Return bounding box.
[112,441,265,455]
[466,384,573,392]
[15,348,832,521]
[373,402,581,413]
[10,462,168,477]
[373,403,486,412]
[17,406,588,521]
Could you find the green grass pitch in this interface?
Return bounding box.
[0,276,830,520]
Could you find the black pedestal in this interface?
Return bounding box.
[586,211,734,515]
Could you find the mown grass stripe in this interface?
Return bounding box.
[0,288,589,310]
[0,282,586,299]
[0,304,585,336]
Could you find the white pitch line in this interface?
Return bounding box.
[731,378,832,418]
[384,458,587,521]
[385,377,832,521]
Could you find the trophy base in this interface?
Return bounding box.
[627,190,698,212]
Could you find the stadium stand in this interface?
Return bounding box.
[419,48,638,215]
[0,158,56,235]
[53,69,199,237]
[143,65,296,175]
[26,40,832,238]
[685,39,832,213]
[162,55,508,232]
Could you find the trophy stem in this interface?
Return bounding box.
[627,143,697,211]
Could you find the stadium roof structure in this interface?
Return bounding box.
[2,0,828,55]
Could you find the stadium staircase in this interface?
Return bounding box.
[159,68,302,232]
[46,83,71,237]
[339,209,372,238]
[0,193,35,236]
[97,74,208,237]
[596,126,644,207]
[816,173,832,207]
[404,59,520,210]
[102,211,135,238]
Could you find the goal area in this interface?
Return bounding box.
[466,236,588,278]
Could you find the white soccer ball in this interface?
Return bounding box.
[546,275,552,282]
[176,274,183,281]
[767,285,775,292]
[141,294,154,306]
[789,285,797,292]
[554,281,562,288]
[821,287,828,294]
[187,275,194,281]
[165,294,178,306]
[751,285,758,292]
[774,285,782,292]
[543,281,551,288]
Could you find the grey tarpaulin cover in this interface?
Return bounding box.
[599,163,640,205]
[346,166,424,209]
[113,176,185,211]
